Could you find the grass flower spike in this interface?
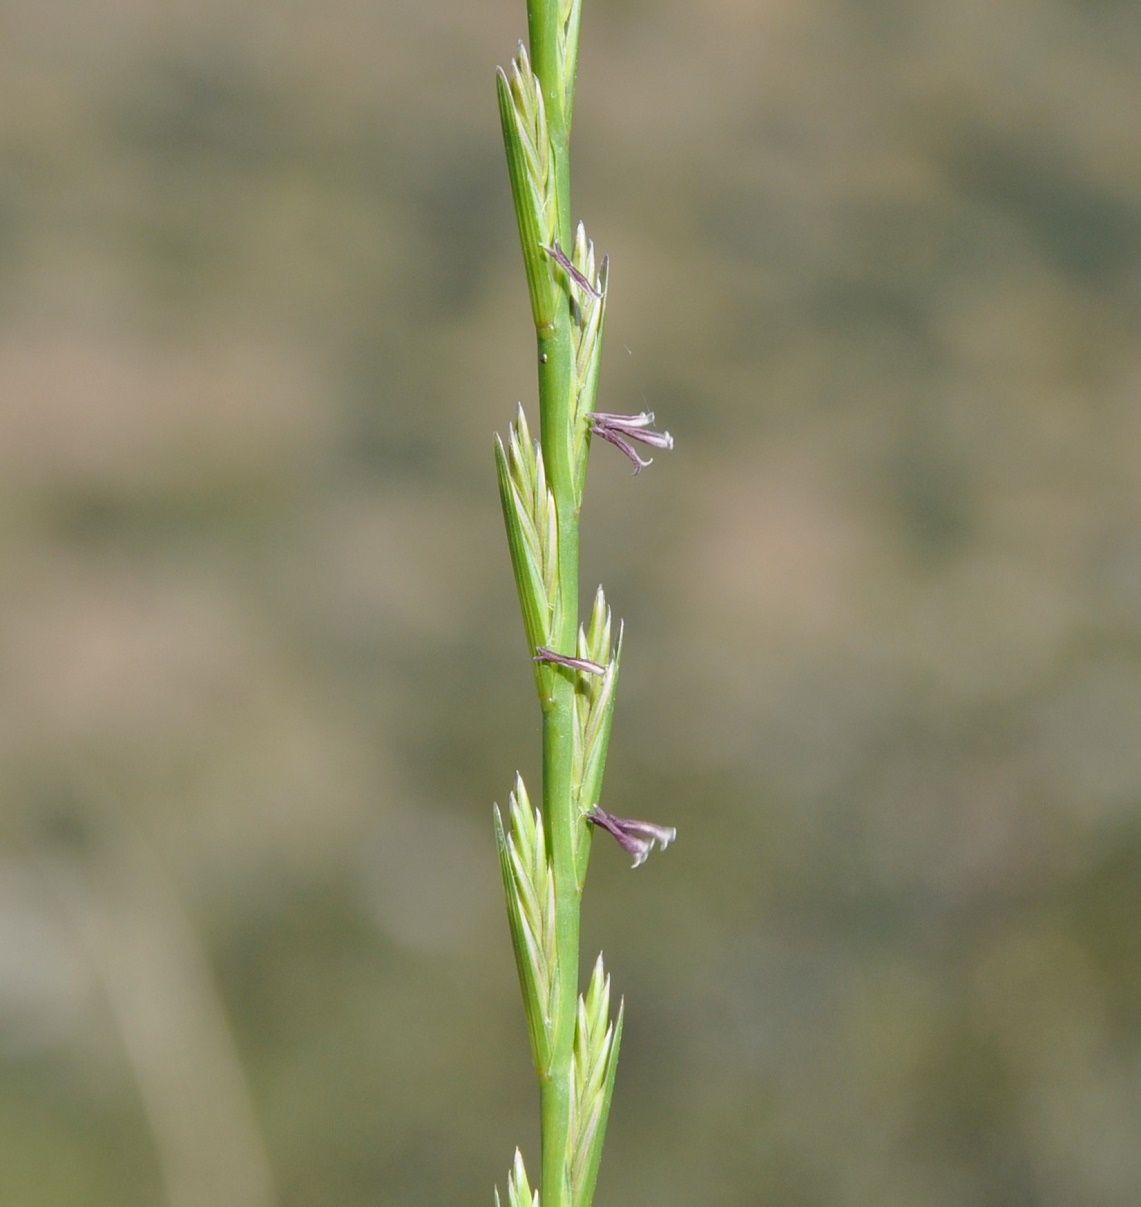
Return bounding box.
[493,3,675,1204]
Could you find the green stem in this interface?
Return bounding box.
[535,335,580,1207]
[535,188,581,1207]
[529,7,581,1202]
[539,678,578,1207]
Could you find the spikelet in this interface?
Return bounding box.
[571,586,621,878]
[496,405,559,654]
[494,776,558,1073]
[497,45,560,330]
[566,224,609,497]
[495,1148,540,1207]
[557,0,583,127]
[567,955,624,1207]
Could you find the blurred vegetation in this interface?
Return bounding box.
[1,1,1139,1204]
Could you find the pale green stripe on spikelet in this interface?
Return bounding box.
[497,1149,541,1207]
[572,587,621,881]
[568,955,624,1207]
[496,405,559,654]
[494,775,558,1073]
[497,44,560,330]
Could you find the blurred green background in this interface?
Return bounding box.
[2,1,1140,1204]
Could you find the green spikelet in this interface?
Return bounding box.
[568,955,623,1207]
[494,776,558,1073]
